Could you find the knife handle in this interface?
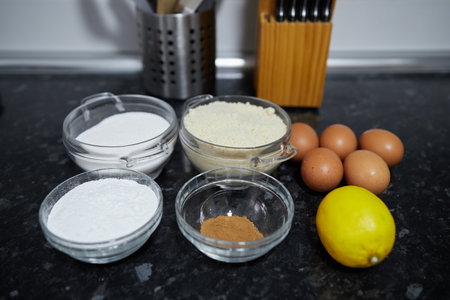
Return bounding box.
[287,0,297,22]
[310,0,321,22]
[275,0,286,22]
[296,0,309,22]
[321,0,333,22]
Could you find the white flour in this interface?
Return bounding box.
[47,178,159,243]
[77,112,170,146]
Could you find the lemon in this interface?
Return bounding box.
[316,185,396,268]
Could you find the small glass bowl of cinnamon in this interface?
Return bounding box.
[175,167,294,263]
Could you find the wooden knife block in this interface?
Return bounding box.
[255,1,333,107]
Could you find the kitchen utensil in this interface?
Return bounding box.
[287,0,297,22]
[275,0,286,22]
[178,0,204,14]
[136,0,216,100]
[297,0,310,22]
[157,0,179,14]
[310,0,321,22]
[321,0,333,22]
[255,0,333,107]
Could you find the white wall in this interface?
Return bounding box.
[332,0,450,53]
[0,0,449,71]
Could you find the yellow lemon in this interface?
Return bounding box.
[316,185,396,268]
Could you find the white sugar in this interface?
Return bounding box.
[76,112,170,146]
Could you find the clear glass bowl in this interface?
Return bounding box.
[62,92,178,179]
[179,95,297,174]
[39,168,163,264]
[175,167,294,263]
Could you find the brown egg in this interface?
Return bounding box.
[301,147,343,193]
[359,129,404,167]
[320,124,357,160]
[290,123,319,162]
[344,150,390,195]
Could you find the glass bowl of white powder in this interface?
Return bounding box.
[39,168,163,264]
[63,92,178,178]
[179,95,297,174]
[175,167,294,263]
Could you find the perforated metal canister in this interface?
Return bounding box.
[136,2,216,100]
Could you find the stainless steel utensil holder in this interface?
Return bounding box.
[136,2,216,100]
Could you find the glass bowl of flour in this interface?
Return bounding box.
[39,168,163,264]
[63,92,178,178]
[179,95,297,174]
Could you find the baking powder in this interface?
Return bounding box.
[47,178,159,243]
[77,112,170,146]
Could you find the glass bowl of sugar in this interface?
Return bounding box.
[175,167,294,263]
[39,168,163,264]
[62,92,178,179]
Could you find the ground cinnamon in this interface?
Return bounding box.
[200,215,264,242]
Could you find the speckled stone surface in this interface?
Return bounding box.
[0,72,449,299]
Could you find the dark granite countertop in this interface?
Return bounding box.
[0,72,449,299]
